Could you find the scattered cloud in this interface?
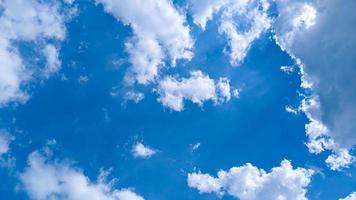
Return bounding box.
[20,150,144,200]
[0,0,71,106]
[188,160,313,200]
[190,0,271,65]
[0,129,15,168]
[132,142,156,159]
[0,129,12,156]
[157,71,234,111]
[123,91,144,103]
[280,66,295,74]
[325,149,355,171]
[285,106,298,115]
[42,44,61,79]
[96,0,194,85]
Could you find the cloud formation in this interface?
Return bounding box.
[274,0,356,170]
[132,142,156,159]
[20,151,144,200]
[188,160,313,200]
[157,71,234,111]
[0,0,70,106]
[96,0,194,85]
[190,0,271,65]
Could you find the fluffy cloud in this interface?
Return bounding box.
[157,71,234,111]
[188,160,314,200]
[189,0,226,30]
[0,0,69,106]
[274,0,356,170]
[190,0,271,65]
[132,142,156,159]
[96,0,194,85]
[20,151,144,200]
[339,192,356,200]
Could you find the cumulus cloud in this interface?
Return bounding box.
[20,151,144,200]
[189,0,226,30]
[96,0,194,85]
[188,160,314,200]
[325,149,355,171]
[157,71,234,111]
[339,192,356,200]
[0,0,70,106]
[190,0,271,65]
[132,142,156,159]
[274,0,356,170]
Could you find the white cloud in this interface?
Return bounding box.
[0,129,15,168]
[123,35,164,85]
[0,129,12,156]
[0,39,29,105]
[325,149,355,171]
[218,0,271,65]
[123,91,144,103]
[42,44,61,79]
[339,192,356,200]
[157,71,234,111]
[132,142,156,159]
[190,0,271,65]
[191,143,201,151]
[274,0,356,170]
[189,0,226,30]
[188,160,313,200]
[0,0,69,106]
[280,66,295,74]
[96,0,194,85]
[285,106,298,115]
[20,151,144,200]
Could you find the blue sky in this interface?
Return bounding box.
[0,0,355,200]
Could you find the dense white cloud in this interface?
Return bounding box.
[340,192,356,200]
[188,160,313,200]
[20,151,144,200]
[0,0,69,106]
[124,35,163,85]
[274,0,356,170]
[190,0,271,65]
[325,149,355,171]
[96,0,194,85]
[189,0,226,30]
[157,71,234,111]
[132,142,156,159]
